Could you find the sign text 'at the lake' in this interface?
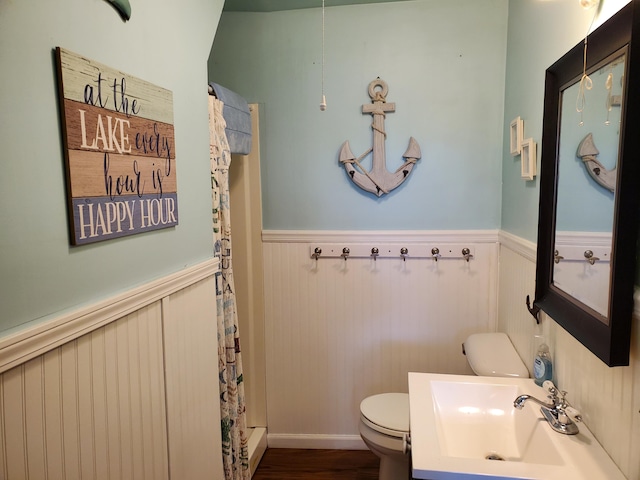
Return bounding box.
[55,47,178,245]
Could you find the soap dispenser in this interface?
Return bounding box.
[533,340,553,387]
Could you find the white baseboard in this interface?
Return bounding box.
[267,434,367,450]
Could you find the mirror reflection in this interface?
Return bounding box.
[553,53,625,319]
[535,2,639,366]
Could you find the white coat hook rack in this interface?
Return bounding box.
[552,246,610,264]
[309,244,475,261]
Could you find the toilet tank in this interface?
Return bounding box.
[463,333,529,378]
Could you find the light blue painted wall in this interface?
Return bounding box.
[555,60,622,233]
[0,0,224,334]
[5,0,627,338]
[209,0,509,230]
[500,0,630,242]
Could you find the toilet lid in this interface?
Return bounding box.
[360,393,409,434]
[464,332,529,378]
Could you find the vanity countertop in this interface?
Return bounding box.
[408,372,627,480]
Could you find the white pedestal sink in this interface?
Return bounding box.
[408,373,626,480]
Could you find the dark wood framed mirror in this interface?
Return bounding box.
[534,1,640,367]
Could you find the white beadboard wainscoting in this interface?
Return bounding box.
[0,259,223,480]
[262,230,500,449]
[498,231,640,480]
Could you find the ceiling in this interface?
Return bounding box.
[222,0,410,12]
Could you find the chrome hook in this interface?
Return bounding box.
[341,247,350,262]
[584,250,599,265]
[400,247,408,261]
[371,247,379,261]
[462,248,473,262]
[312,247,322,260]
[431,247,441,262]
[554,250,564,264]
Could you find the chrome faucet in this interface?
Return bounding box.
[514,383,581,435]
[513,394,556,410]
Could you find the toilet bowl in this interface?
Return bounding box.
[358,332,528,480]
[359,393,410,480]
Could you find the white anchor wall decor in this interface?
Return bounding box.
[339,78,421,197]
[577,133,616,192]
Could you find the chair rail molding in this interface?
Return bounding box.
[498,230,537,263]
[0,258,219,374]
[263,229,500,244]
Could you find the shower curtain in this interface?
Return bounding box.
[209,96,250,480]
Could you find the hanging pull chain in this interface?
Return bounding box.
[319,0,327,111]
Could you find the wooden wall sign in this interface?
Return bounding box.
[55,47,178,245]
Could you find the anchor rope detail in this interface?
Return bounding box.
[339,147,389,194]
[371,91,388,137]
[373,91,386,102]
[394,156,418,174]
[371,115,387,137]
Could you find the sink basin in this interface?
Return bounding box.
[430,380,563,465]
[408,373,626,480]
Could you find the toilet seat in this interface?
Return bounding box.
[360,393,409,438]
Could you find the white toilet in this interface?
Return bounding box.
[358,332,528,480]
[359,392,411,480]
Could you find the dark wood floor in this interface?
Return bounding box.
[252,448,379,479]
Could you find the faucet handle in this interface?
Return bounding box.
[565,406,582,423]
[557,390,569,406]
[542,380,557,393]
[557,410,570,424]
[542,381,560,402]
[555,392,581,427]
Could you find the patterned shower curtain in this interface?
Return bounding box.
[208,96,250,480]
